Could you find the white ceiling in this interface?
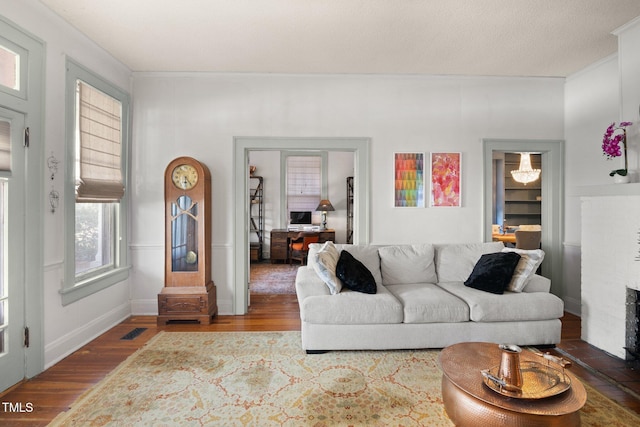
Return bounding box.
[39,0,640,77]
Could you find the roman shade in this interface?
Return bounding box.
[76,81,124,202]
[287,155,321,213]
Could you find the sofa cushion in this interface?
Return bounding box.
[295,266,332,300]
[501,248,545,292]
[307,243,325,271]
[379,244,437,285]
[435,242,505,282]
[312,241,343,294]
[464,252,521,294]
[521,274,551,293]
[339,245,383,285]
[437,281,564,322]
[336,250,377,294]
[299,283,404,324]
[386,283,469,323]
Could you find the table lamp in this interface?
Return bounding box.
[315,199,335,230]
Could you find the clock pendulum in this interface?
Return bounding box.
[157,157,217,324]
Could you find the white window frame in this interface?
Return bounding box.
[62,59,130,305]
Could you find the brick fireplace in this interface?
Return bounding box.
[626,288,640,360]
[581,189,640,359]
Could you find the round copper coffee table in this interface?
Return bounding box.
[439,342,586,426]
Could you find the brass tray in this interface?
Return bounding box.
[482,361,571,399]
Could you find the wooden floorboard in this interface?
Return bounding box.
[1,294,639,425]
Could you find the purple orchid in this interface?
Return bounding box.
[602,121,632,176]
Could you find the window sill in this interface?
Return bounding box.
[60,265,131,306]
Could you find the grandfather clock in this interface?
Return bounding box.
[157,157,217,324]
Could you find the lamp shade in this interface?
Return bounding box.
[316,199,335,211]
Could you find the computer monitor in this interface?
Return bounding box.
[290,211,312,224]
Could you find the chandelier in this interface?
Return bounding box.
[510,153,540,185]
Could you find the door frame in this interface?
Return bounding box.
[0,16,45,386]
[0,107,26,391]
[482,139,564,296]
[234,137,370,315]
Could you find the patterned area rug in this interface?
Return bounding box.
[250,262,298,294]
[50,332,640,426]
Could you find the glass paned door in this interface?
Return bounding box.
[0,44,19,90]
[0,107,26,392]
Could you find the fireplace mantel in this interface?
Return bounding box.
[571,182,640,197]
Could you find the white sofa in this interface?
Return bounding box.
[295,242,564,353]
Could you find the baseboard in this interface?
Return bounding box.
[44,302,130,369]
[130,298,158,315]
[131,297,234,316]
[563,296,581,316]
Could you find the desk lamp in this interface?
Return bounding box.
[315,199,335,230]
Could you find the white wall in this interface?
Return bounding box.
[15,0,633,371]
[2,0,133,367]
[581,194,640,359]
[130,73,565,314]
[327,151,355,243]
[563,56,621,314]
[618,16,640,163]
[563,16,640,315]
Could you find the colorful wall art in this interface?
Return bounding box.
[394,152,425,207]
[430,152,461,207]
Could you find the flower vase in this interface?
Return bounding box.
[613,174,630,184]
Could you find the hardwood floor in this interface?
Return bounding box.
[551,312,640,414]
[1,294,639,425]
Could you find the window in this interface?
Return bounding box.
[63,59,130,305]
[0,44,19,90]
[0,36,27,100]
[282,153,328,226]
[286,156,321,216]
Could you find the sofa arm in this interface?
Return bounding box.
[522,274,551,293]
[295,266,331,301]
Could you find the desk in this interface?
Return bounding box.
[270,229,335,263]
[492,233,516,244]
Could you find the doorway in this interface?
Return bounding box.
[234,137,371,315]
[482,139,564,296]
[0,17,44,392]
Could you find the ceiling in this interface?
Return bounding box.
[39,0,640,77]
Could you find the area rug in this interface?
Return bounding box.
[50,332,640,427]
[249,263,298,294]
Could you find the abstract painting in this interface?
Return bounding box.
[430,152,461,207]
[394,152,425,207]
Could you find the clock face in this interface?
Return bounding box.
[172,164,199,190]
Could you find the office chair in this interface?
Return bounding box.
[289,232,319,265]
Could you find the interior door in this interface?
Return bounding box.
[0,106,26,392]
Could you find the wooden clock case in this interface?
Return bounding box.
[157,156,217,324]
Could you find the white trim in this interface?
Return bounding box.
[612,16,640,36]
[566,53,617,81]
[482,139,565,297]
[44,302,130,369]
[0,15,45,383]
[234,137,370,314]
[63,58,131,305]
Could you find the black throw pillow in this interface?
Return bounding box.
[464,252,521,294]
[335,250,377,294]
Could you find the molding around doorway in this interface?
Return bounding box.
[482,139,564,296]
[233,137,371,314]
